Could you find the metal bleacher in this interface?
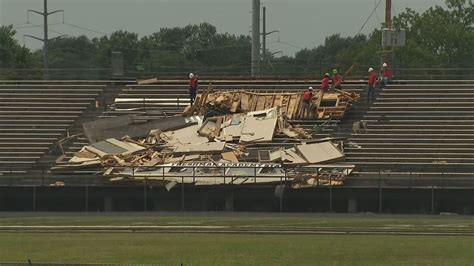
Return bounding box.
[0,84,105,175]
[3,79,474,188]
[345,83,474,184]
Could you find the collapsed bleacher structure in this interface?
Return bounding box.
[53,85,360,188]
[0,79,473,213]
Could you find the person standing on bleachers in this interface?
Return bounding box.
[188,73,199,106]
[367,67,377,103]
[302,87,313,119]
[321,73,331,92]
[332,69,343,90]
[381,63,393,88]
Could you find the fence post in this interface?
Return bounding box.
[379,174,382,213]
[32,186,36,212]
[181,176,185,211]
[431,185,434,215]
[329,175,333,213]
[143,178,147,212]
[254,167,257,184]
[85,185,89,212]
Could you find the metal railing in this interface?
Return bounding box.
[1,66,473,80]
[0,164,473,187]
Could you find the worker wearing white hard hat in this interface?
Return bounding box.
[367,67,377,103]
[381,63,393,88]
[188,73,199,106]
[302,86,314,119]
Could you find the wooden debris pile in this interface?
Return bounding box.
[184,89,359,120]
[54,108,354,187]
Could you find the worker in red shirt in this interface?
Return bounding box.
[332,69,343,90]
[367,67,377,103]
[188,73,199,106]
[321,73,330,92]
[381,63,393,87]
[302,87,313,119]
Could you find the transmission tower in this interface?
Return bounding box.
[25,0,64,79]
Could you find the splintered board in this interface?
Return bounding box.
[286,94,301,119]
[230,93,241,112]
[250,94,259,111]
[265,95,275,110]
[280,95,290,116]
[273,95,283,107]
[240,93,250,112]
[255,95,266,111]
[317,106,347,119]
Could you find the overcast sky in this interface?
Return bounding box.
[1,0,445,56]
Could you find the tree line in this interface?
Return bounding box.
[0,0,472,79]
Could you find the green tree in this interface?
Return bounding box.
[0,25,40,78]
[48,35,100,79]
[393,0,474,67]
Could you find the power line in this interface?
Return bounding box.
[277,40,303,50]
[62,22,107,36]
[374,0,382,25]
[23,22,66,36]
[357,0,383,35]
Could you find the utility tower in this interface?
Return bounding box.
[25,0,64,79]
[251,0,260,77]
[384,0,392,66]
[261,6,279,76]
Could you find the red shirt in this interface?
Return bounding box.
[321,77,330,91]
[303,91,312,101]
[189,78,198,90]
[382,69,393,79]
[368,72,377,86]
[333,74,343,86]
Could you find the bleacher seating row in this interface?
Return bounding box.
[346,84,474,180]
[0,85,104,174]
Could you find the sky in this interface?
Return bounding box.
[0,0,446,56]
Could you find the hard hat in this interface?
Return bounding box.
[189,73,194,79]
[324,73,330,77]
[308,86,313,91]
[332,69,338,74]
[382,63,388,67]
[368,67,374,72]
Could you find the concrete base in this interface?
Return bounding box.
[104,196,113,212]
[225,193,234,211]
[348,198,357,213]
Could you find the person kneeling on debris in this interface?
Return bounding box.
[381,63,393,88]
[188,73,199,106]
[332,69,343,90]
[302,87,313,119]
[367,67,377,103]
[321,73,331,92]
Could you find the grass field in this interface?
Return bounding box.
[1,213,473,232]
[0,213,473,265]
